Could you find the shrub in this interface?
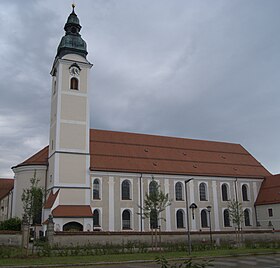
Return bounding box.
[0,217,21,231]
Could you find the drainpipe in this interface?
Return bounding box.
[254,177,264,227]
[10,190,13,219]
[139,173,143,232]
[254,205,259,227]
[6,193,9,220]
[234,178,238,202]
[235,178,241,235]
[44,167,48,201]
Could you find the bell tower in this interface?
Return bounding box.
[47,5,93,215]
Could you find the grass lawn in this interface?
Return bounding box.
[0,247,279,266]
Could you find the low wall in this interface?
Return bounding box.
[0,230,279,247]
[0,231,22,246]
[52,229,280,247]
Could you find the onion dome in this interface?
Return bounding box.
[56,4,88,59]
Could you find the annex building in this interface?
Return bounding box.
[8,7,279,234]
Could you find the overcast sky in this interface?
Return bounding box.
[0,0,280,178]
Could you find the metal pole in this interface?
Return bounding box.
[139,173,143,232]
[92,210,94,231]
[185,179,192,254]
[207,207,213,247]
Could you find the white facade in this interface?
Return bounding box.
[84,172,262,232]
[12,165,47,219]
[256,204,280,230]
[0,191,13,222]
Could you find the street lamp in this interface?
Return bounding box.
[184,179,193,255]
[206,205,213,246]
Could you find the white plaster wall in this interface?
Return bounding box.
[88,172,263,233]
[256,204,280,230]
[12,166,47,218]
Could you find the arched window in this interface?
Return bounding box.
[244,209,251,226]
[70,77,79,90]
[242,184,249,201]
[176,209,185,228]
[149,180,158,195]
[199,183,207,201]
[93,209,100,227]
[221,184,229,201]
[121,180,130,200]
[122,209,131,230]
[93,179,100,199]
[175,182,183,201]
[224,209,231,227]
[201,209,208,228]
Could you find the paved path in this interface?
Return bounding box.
[211,254,280,268]
[92,254,280,268]
[1,253,279,268]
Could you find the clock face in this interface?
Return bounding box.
[69,66,80,76]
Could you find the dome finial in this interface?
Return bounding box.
[72,2,76,13]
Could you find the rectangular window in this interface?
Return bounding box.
[268,208,273,217]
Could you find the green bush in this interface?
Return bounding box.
[0,217,21,231]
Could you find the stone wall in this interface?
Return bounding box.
[52,229,280,247]
[0,229,279,247]
[0,231,22,246]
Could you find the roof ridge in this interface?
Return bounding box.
[91,140,248,155]
[90,128,240,146]
[92,153,262,168]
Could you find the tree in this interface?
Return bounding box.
[139,177,172,250]
[21,171,44,226]
[228,200,244,245]
[21,171,44,254]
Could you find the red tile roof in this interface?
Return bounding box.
[89,129,270,178]
[44,190,59,209]
[0,179,14,200]
[52,205,92,217]
[255,174,280,205]
[13,146,49,168]
[13,129,271,178]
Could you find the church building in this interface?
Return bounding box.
[11,6,272,234]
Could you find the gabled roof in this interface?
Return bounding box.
[255,174,280,205]
[13,129,271,178]
[89,129,270,178]
[52,205,92,217]
[0,179,14,200]
[44,190,59,209]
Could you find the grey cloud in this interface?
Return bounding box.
[1,0,280,177]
